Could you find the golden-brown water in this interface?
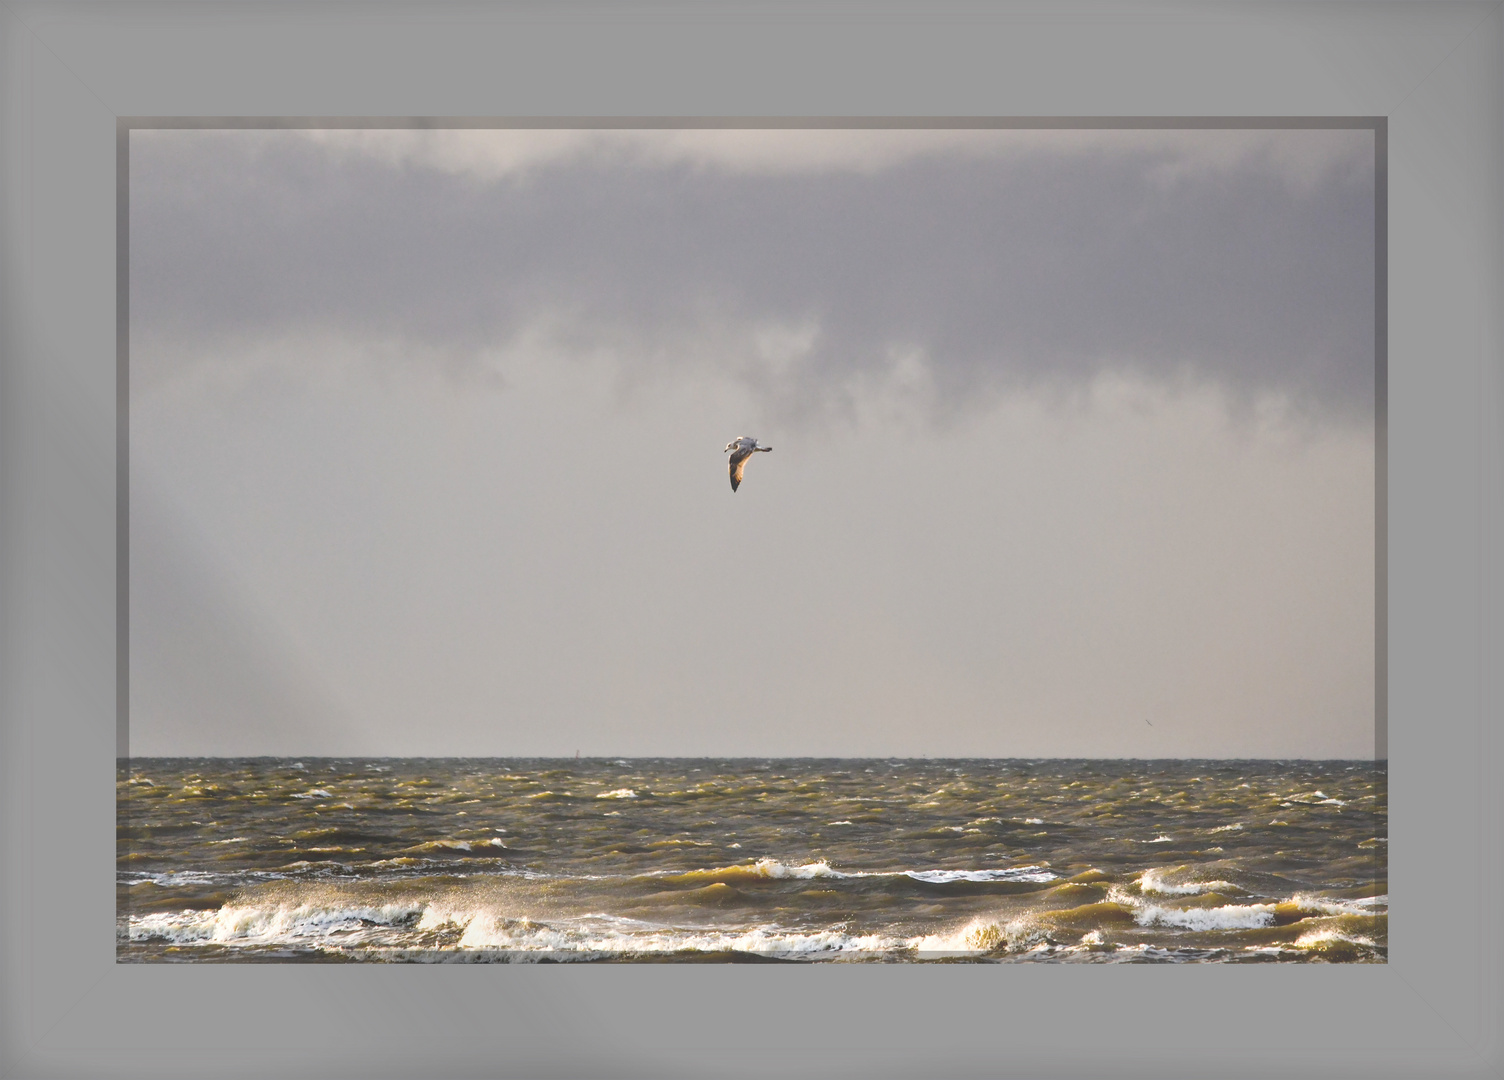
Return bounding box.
[118,758,1386,962]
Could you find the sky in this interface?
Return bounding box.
[128,126,1377,759]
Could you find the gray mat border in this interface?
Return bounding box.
[3,3,1499,1079]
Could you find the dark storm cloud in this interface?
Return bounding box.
[131,131,1375,421]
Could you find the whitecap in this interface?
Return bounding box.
[904,867,1058,885]
[1293,928,1377,950]
[753,858,845,879]
[124,870,231,888]
[452,914,906,959]
[402,839,479,853]
[130,898,429,946]
[128,909,221,943]
[1133,902,1274,931]
[908,916,1045,954]
[1139,868,1239,896]
[1288,892,1387,917]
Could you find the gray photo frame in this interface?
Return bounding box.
[3,4,1500,1079]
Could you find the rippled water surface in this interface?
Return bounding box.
[119,758,1386,962]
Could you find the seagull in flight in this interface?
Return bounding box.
[724,435,772,492]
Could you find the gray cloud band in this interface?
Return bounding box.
[130,132,1375,423]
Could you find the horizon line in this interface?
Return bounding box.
[116,753,1388,763]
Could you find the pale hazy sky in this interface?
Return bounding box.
[129,127,1376,758]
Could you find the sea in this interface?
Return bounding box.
[118,757,1386,963]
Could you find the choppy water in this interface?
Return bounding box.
[118,758,1386,963]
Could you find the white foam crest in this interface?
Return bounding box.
[128,909,222,943]
[753,858,845,879]
[1139,868,1239,896]
[454,915,904,957]
[908,916,1045,954]
[215,900,425,942]
[401,838,508,854]
[414,901,480,933]
[649,860,1056,884]
[1207,823,1244,834]
[1134,902,1274,931]
[131,899,431,945]
[1109,943,1184,960]
[291,789,332,799]
[904,867,1058,884]
[635,859,843,880]
[575,912,665,930]
[596,788,638,799]
[1289,893,1388,917]
[1293,928,1377,949]
[124,870,231,888]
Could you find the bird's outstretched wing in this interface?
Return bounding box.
[728,450,750,491]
